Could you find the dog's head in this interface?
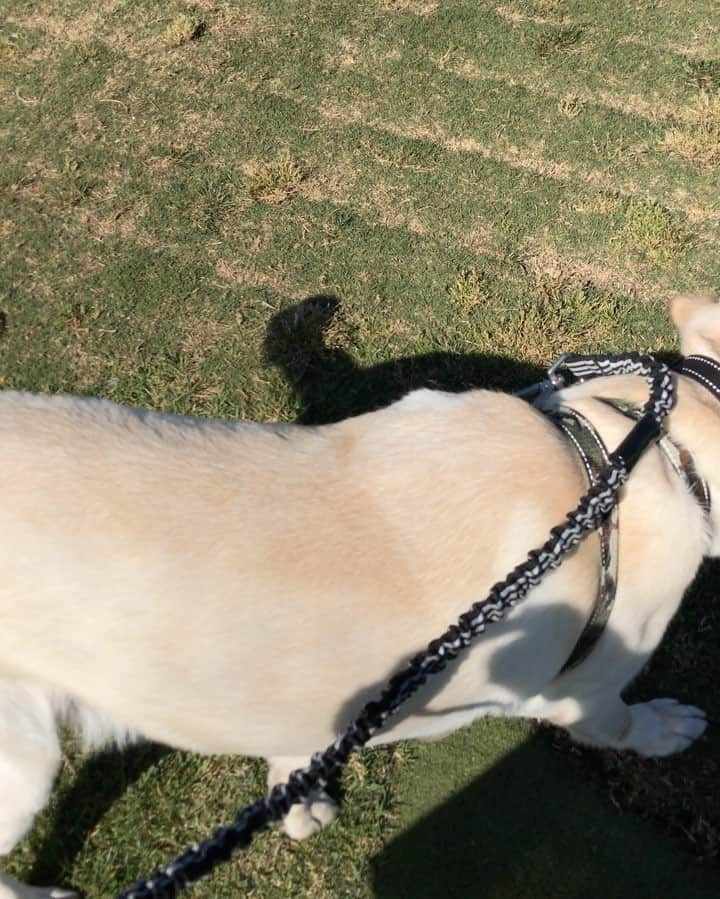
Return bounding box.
[670,293,720,359]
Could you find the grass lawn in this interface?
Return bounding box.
[1,1,719,896]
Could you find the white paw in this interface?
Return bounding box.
[281,791,339,840]
[621,698,707,757]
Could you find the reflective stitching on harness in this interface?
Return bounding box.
[684,368,719,395]
[679,355,720,404]
[689,355,720,375]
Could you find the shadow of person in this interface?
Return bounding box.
[264,294,545,424]
[370,727,720,899]
[369,615,720,899]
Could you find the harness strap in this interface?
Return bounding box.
[678,354,720,405]
[544,406,619,674]
[597,397,712,518]
[548,393,711,677]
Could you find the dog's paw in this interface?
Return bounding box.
[281,791,339,840]
[621,698,707,757]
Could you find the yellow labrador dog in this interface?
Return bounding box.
[0,294,715,898]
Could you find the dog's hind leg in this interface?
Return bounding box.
[266,756,339,840]
[0,682,78,899]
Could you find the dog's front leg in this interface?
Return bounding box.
[529,692,707,757]
[611,698,707,756]
[266,756,339,840]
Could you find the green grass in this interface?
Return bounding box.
[1,0,720,896]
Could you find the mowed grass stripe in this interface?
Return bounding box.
[250,0,712,107]
[2,61,705,315]
[4,3,717,228]
[181,80,707,292]
[242,13,720,210]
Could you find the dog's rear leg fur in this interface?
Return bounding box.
[266,756,339,840]
[0,683,78,899]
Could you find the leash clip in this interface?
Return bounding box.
[513,352,573,401]
[546,352,573,387]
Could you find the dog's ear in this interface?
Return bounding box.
[670,292,720,358]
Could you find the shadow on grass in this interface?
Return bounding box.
[370,730,720,899]
[264,293,546,424]
[27,743,171,889]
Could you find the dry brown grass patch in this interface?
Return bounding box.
[557,94,585,118]
[491,269,621,365]
[572,195,623,216]
[298,162,358,204]
[242,156,305,205]
[78,200,149,242]
[379,0,439,15]
[179,314,231,359]
[162,14,205,48]
[325,38,360,69]
[367,182,428,235]
[524,246,647,299]
[663,92,720,166]
[212,259,284,292]
[191,2,264,37]
[495,3,567,26]
[0,38,22,64]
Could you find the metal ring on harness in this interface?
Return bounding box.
[117,352,674,899]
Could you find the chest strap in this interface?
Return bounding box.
[546,396,711,676]
[597,397,711,518]
[544,406,619,674]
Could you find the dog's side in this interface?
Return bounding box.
[0,295,716,898]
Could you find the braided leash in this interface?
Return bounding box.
[118,352,674,899]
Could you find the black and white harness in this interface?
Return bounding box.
[536,355,715,674]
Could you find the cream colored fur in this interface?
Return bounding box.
[0,296,716,897]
